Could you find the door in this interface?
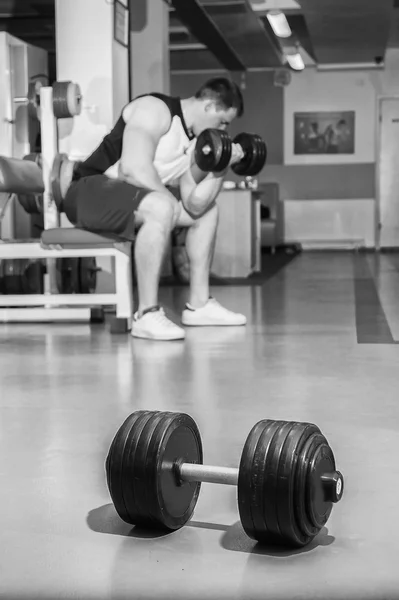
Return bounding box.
[378,98,399,248]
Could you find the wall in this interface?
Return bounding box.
[14,40,49,240]
[170,68,376,200]
[278,49,399,247]
[0,34,48,239]
[55,0,129,161]
[172,50,399,247]
[284,69,376,165]
[26,43,49,152]
[170,71,284,165]
[130,0,170,97]
[112,38,130,122]
[0,33,10,158]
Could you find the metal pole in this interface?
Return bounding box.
[179,463,239,486]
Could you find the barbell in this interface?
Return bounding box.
[16,152,77,216]
[11,80,82,122]
[106,410,344,547]
[195,129,267,177]
[0,257,99,295]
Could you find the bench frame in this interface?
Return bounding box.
[0,239,133,327]
[0,85,134,330]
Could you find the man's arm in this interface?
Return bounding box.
[179,167,225,218]
[179,143,244,218]
[118,96,174,198]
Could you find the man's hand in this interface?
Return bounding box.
[229,142,245,167]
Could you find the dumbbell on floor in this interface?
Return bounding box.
[194,129,267,177]
[105,410,344,548]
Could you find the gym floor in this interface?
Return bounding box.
[1,250,398,600]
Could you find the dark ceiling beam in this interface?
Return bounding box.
[0,0,54,17]
[259,12,288,63]
[199,0,284,68]
[285,14,316,62]
[170,48,226,72]
[300,0,394,64]
[0,16,54,32]
[169,0,246,71]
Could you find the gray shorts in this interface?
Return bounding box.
[62,174,216,241]
[63,175,151,241]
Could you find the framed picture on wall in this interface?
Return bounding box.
[114,0,129,48]
[294,110,355,155]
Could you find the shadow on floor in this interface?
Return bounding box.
[159,248,299,287]
[189,520,333,557]
[87,505,333,557]
[87,504,170,540]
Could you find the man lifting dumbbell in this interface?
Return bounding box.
[63,77,266,341]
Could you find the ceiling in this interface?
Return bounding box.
[0,0,399,76]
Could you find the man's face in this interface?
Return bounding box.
[193,100,238,137]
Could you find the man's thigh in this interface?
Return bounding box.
[65,175,150,240]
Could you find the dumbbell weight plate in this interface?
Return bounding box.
[0,261,4,294]
[238,419,339,547]
[21,261,45,294]
[276,422,324,545]
[195,129,232,173]
[52,81,82,119]
[106,410,203,530]
[79,257,98,294]
[2,259,27,294]
[18,154,43,215]
[51,154,76,210]
[232,133,267,177]
[56,258,80,293]
[106,411,148,524]
[27,80,42,121]
[237,419,283,545]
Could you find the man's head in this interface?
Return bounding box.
[190,77,244,137]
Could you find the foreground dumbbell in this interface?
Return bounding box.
[195,128,267,177]
[105,410,344,547]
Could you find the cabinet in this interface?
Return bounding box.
[211,189,261,279]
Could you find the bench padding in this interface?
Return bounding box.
[41,227,124,248]
[0,155,44,194]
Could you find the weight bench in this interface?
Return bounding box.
[0,154,133,332]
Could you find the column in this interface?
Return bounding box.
[55,0,130,160]
[130,0,170,97]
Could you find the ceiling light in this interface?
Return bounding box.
[286,52,305,71]
[266,11,292,38]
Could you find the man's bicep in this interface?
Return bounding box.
[121,97,171,166]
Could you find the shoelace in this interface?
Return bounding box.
[150,308,177,329]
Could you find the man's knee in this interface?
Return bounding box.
[135,191,180,227]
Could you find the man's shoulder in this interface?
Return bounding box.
[124,93,180,117]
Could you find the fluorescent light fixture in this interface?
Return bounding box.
[286,52,305,70]
[317,62,384,72]
[266,11,292,38]
[251,0,301,11]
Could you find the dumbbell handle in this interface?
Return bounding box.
[179,462,238,486]
[178,462,344,501]
[201,143,241,156]
[201,145,212,156]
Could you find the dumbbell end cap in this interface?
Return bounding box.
[321,471,344,503]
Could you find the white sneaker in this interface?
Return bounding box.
[181,297,247,327]
[131,307,185,340]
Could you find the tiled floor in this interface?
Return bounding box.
[1,251,398,600]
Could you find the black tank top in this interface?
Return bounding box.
[73,93,193,180]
